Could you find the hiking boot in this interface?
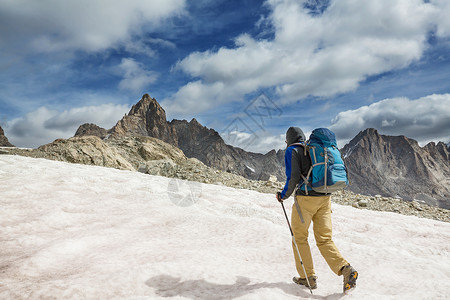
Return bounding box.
[292,275,317,289]
[341,265,358,292]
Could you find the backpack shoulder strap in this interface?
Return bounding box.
[291,143,314,195]
[290,142,309,156]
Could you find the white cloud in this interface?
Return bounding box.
[432,0,450,37]
[161,81,227,118]
[220,130,286,154]
[5,104,130,148]
[0,0,186,53]
[329,94,450,146]
[166,0,449,115]
[118,58,158,92]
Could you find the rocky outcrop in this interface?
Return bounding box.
[109,94,178,146]
[106,136,187,170]
[36,136,134,170]
[71,95,450,210]
[75,94,286,181]
[0,125,14,147]
[2,134,187,174]
[169,118,285,181]
[3,128,449,221]
[342,128,450,209]
[74,123,108,139]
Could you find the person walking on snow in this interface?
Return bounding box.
[276,126,358,292]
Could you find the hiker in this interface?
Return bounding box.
[276,126,358,292]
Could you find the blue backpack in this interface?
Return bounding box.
[298,128,348,194]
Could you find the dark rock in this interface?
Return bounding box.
[109,94,178,146]
[104,94,286,181]
[0,125,14,147]
[169,118,285,181]
[69,94,450,211]
[342,128,450,209]
[74,123,107,139]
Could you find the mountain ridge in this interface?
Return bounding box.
[342,128,450,209]
[75,94,285,181]
[70,94,449,210]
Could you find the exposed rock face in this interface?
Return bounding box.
[106,136,187,170]
[2,135,187,174]
[109,94,178,146]
[74,123,108,139]
[342,128,450,209]
[3,147,448,222]
[76,94,285,181]
[169,118,285,181]
[37,136,134,170]
[0,125,14,147]
[71,95,449,210]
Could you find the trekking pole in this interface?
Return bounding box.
[280,201,313,295]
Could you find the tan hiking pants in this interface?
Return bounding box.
[291,195,348,278]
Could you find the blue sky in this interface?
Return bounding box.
[1,0,450,152]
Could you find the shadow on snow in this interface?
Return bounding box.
[145,274,345,299]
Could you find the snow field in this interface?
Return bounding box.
[0,155,449,299]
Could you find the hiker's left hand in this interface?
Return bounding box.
[276,192,283,202]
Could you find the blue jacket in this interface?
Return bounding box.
[280,144,325,200]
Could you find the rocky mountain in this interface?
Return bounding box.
[109,94,178,146]
[74,123,108,139]
[70,94,449,210]
[169,118,285,181]
[342,128,450,209]
[76,94,285,181]
[3,137,448,223]
[0,125,14,147]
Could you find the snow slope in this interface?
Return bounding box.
[1,155,449,300]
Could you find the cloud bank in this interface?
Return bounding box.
[5,104,130,148]
[0,0,186,53]
[220,130,286,154]
[330,94,450,145]
[0,0,186,99]
[225,93,450,153]
[164,0,450,116]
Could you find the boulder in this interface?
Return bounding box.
[37,136,134,170]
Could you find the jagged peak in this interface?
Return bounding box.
[344,128,380,149]
[171,118,215,134]
[350,128,419,146]
[424,141,450,156]
[189,118,200,125]
[168,119,188,125]
[342,127,424,157]
[188,118,212,132]
[358,128,380,138]
[128,93,164,117]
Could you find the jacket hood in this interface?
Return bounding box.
[286,127,306,146]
